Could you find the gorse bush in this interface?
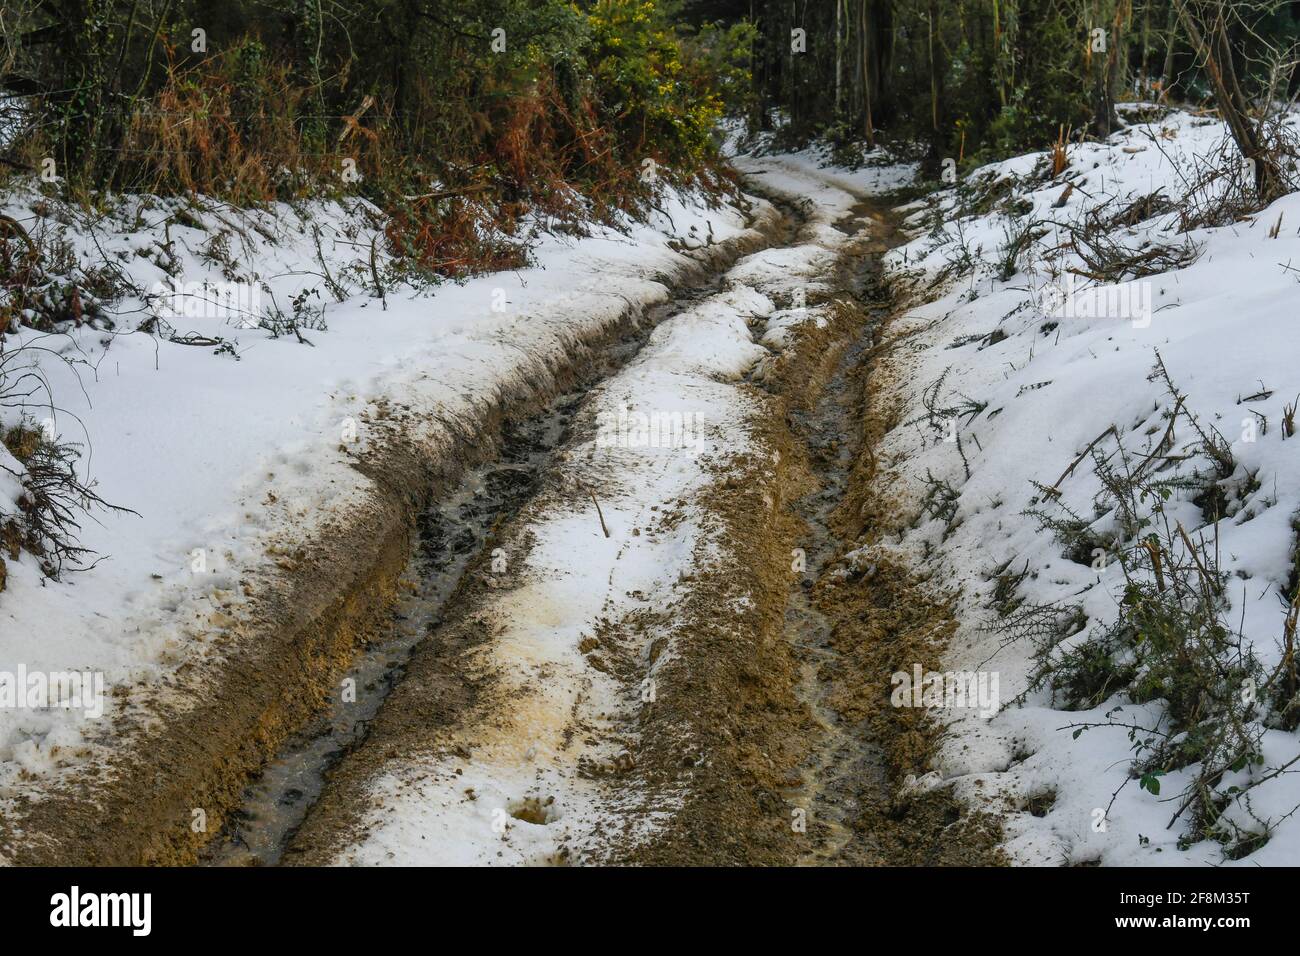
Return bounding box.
[2,1,737,278]
[587,1,721,171]
[1006,358,1296,857]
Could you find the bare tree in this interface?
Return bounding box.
[1173,0,1292,201]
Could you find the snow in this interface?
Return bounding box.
[9,101,1298,868]
[0,184,756,798]
[775,105,1300,866]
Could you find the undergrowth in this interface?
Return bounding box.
[995,356,1295,858]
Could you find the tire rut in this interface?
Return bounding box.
[201,203,804,866]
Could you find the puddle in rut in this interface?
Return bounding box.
[777,328,891,864]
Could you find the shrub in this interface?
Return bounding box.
[1011,364,1297,856]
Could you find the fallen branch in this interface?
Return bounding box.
[1044,425,1118,497]
[402,184,494,202]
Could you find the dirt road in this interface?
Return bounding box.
[0,173,1001,868]
[202,184,1001,866]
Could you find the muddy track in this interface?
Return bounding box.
[775,207,1003,865]
[611,191,1005,866]
[203,230,805,865]
[0,201,788,867]
[230,182,1002,867]
[1,180,1004,867]
[195,201,795,867]
[276,195,819,866]
[779,296,891,864]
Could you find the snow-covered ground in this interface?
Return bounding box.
[771,106,1300,866]
[0,184,758,800]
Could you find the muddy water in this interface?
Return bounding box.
[201,228,795,866]
[779,328,889,863]
[777,201,905,864]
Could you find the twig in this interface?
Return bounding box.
[589,490,610,538]
[1045,425,1117,497]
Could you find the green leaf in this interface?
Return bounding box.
[1139,771,1164,795]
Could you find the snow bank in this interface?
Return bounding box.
[792,106,1300,866]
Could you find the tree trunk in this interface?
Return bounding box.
[835,0,844,120]
[1161,0,1179,93]
[926,0,945,167]
[1174,0,1280,199]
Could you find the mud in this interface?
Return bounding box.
[0,204,786,867]
[1,183,1006,868]
[614,191,1004,866]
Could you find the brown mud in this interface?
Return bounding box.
[615,196,1004,865]
[0,203,787,867]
